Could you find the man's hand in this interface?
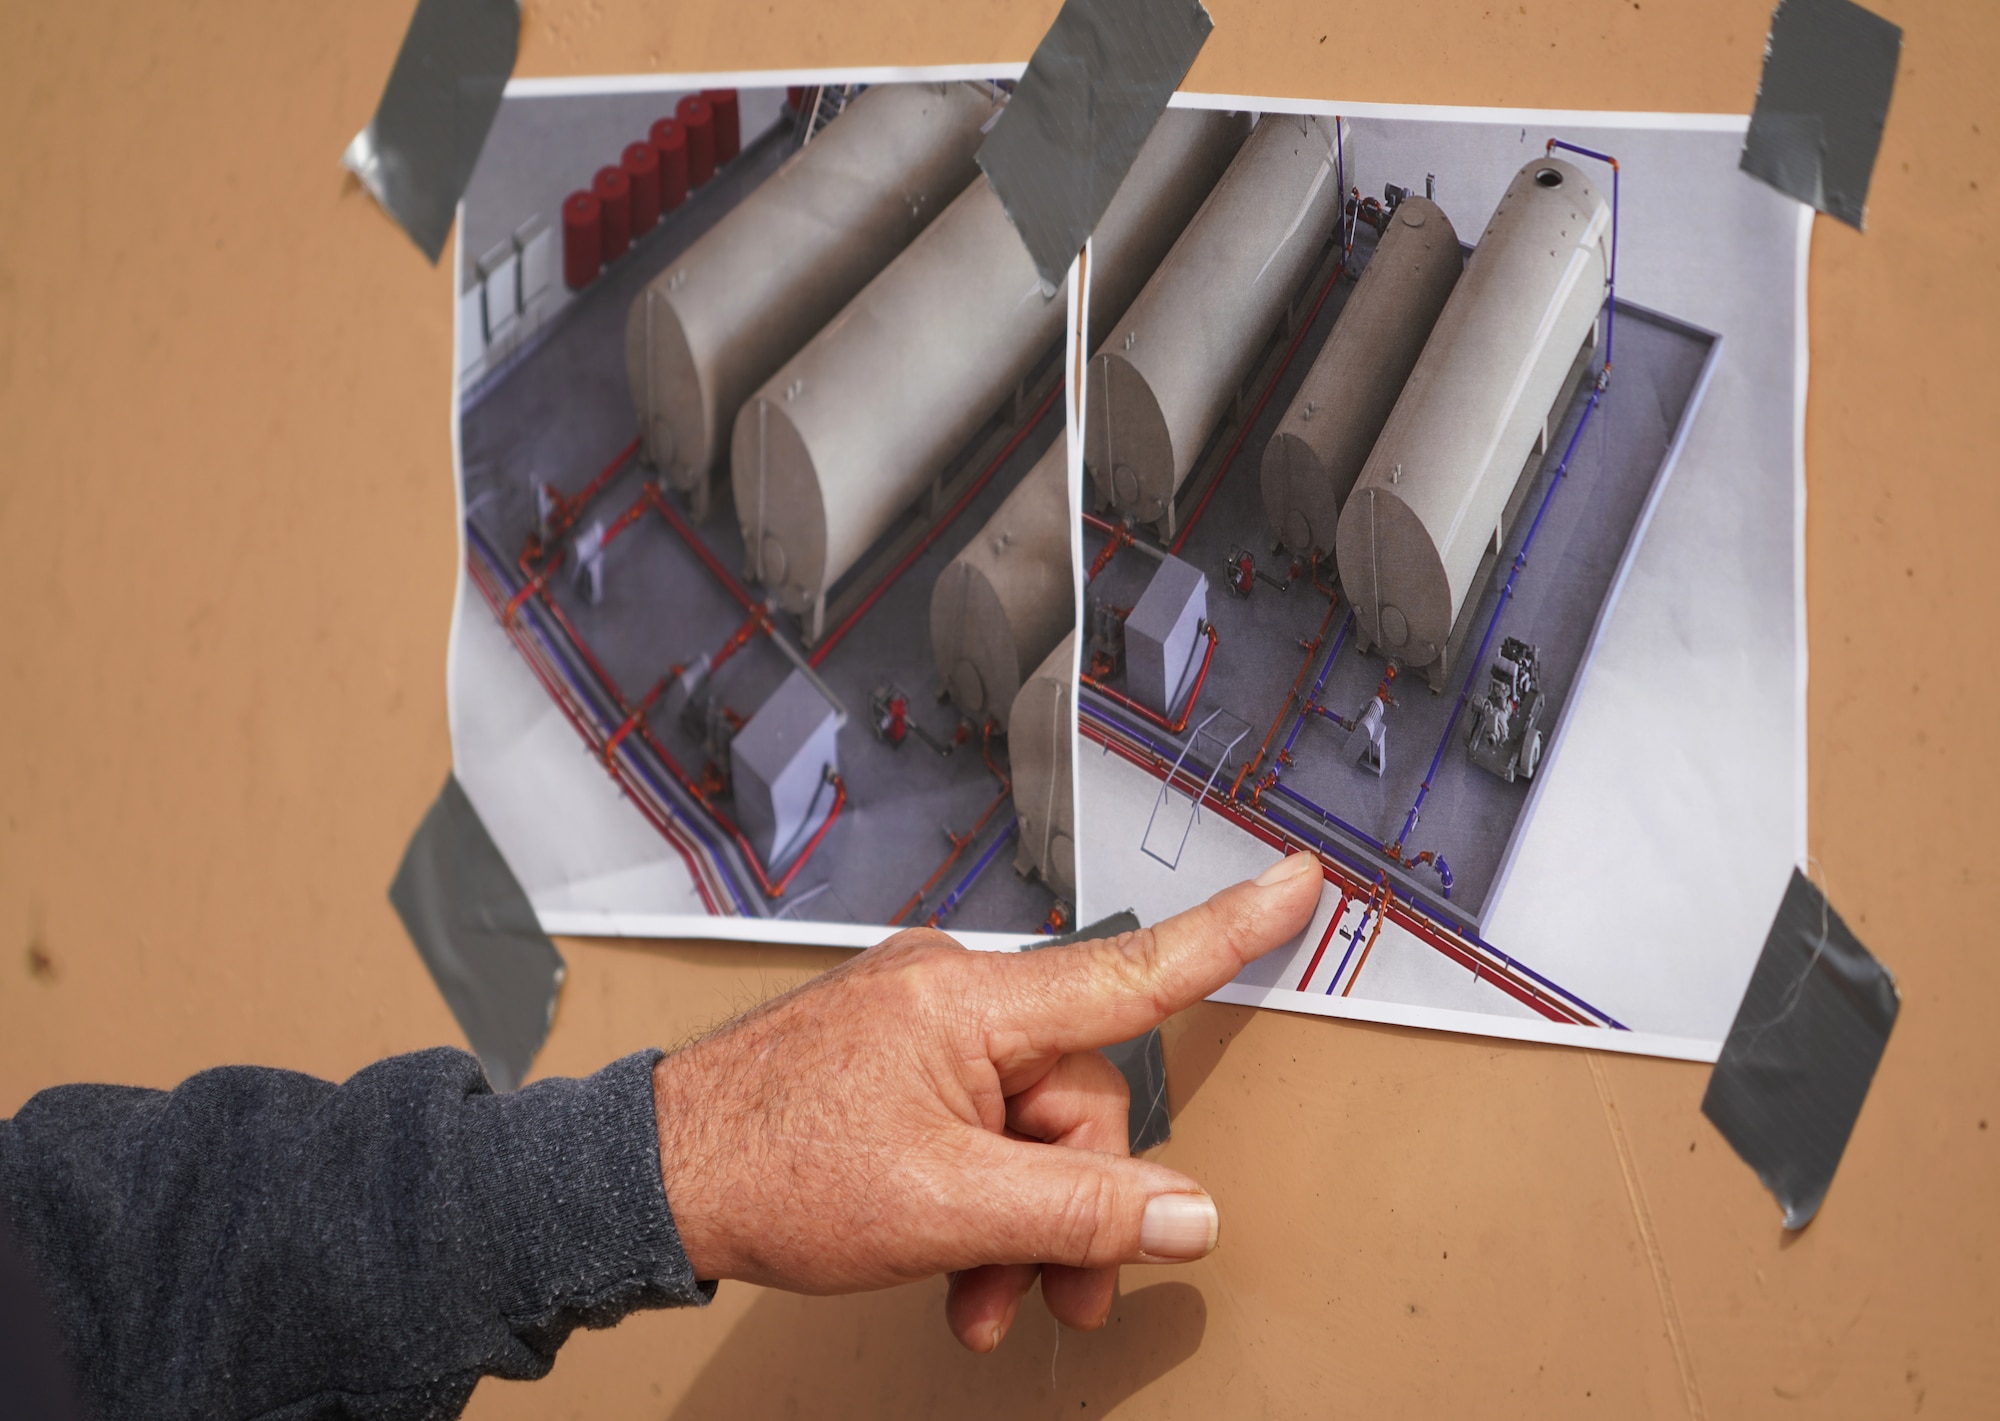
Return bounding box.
[650,851,1323,1351]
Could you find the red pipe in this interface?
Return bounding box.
[1230,597,1341,801]
[604,673,671,761]
[1079,622,1218,736]
[633,713,847,902]
[1170,259,1346,556]
[489,464,860,907]
[704,605,771,676]
[502,560,558,626]
[596,488,655,549]
[544,436,640,538]
[889,726,1011,925]
[809,383,1062,667]
[522,555,629,703]
[645,483,759,614]
[766,775,848,895]
[514,530,835,904]
[1309,549,1336,602]
[1086,521,1131,583]
[1295,890,1350,991]
[467,554,724,914]
[1078,711,1594,1026]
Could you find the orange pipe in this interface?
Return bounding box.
[889,724,1011,925]
[1230,597,1340,800]
[1079,623,1219,737]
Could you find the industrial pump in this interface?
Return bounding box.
[1466,636,1545,783]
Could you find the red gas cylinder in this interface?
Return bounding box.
[621,141,661,233]
[561,189,602,290]
[700,88,740,163]
[675,94,716,187]
[649,118,690,212]
[592,165,632,264]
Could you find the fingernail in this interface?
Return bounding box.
[977,1319,1004,1353]
[1141,1193,1219,1260]
[1255,851,1319,888]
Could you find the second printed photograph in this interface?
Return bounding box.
[1070,99,1804,1058]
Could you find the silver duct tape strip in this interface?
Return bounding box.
[342,0,521,263]
[1740,0,1902,229]
[390,773,565,1092]
[1701,869,1898,1228]
[1038,910,1171,1152]
[977,0,1214,290]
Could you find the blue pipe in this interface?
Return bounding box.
[1386,138,1620,879]
[1269,782,1390,855]
[1392,382,1604,853]
[1281,613,1354,761]
[928,817,1020,928]
[1324,898,1377,995]
[1080,699,1629,1029]
[1258,791,1620,1026]
[467,520,756,916]
[1545,138,1618,379]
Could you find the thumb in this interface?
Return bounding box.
[958,1129,1220,1270]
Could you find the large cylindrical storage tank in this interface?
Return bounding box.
[1335,157,1610,686]
[930,439,1072,731]
[625,82,1003,519]
[1009,630,1076,898]
[1085,113,1345,529]
[1261,196,1463,557]
[734,107,1248,618]
[1080,109,1253,346]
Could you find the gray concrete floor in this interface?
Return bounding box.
[1084,232,1714,925]
[459,104,1061,934]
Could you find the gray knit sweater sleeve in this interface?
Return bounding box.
[0,1047,713,1421]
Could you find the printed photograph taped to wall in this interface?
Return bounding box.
[449,77,1242,942]
[1072,99,1805,1057]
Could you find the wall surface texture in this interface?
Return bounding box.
[0,1,1994,1416]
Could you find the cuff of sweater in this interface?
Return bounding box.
[475,1049,715,1332]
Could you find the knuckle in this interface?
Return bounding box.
[868,926,962,963]
[1053,1170,1124,1266]
[865,931,978,1022]
[1093,929,1175,1019]
[1086,1050,1132,1113]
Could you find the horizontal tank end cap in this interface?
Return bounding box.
[759,533,788,586]
[1050,831,1075,883]
[950,660,986,714]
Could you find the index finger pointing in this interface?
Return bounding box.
[989,852,1323,1061]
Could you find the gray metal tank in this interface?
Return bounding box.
[1335,157,1610,688]
[1261,196,1462,557]
[731,107,1248,622]
[1009,629,1076,898]
[1085,113,1345,530]
[930,438,1072,731]
[625,83,1001,520]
